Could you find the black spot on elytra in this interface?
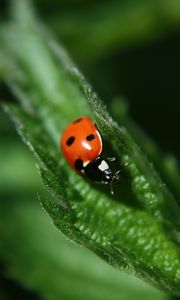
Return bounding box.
[86,134,95,141]
[73,118,83,124]
[66,136,75,146]
[75,159,84,170]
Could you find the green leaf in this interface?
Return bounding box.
[0,195,167,300]
[0,137,167,300]
[1,0,180,294]
[111,96,180,202]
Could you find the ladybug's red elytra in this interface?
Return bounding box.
[61,116,121,194]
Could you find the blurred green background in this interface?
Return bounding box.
[0,0,180,299]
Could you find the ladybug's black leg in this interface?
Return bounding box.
[107,157,116,162]
[101,181,109,185]
[114,170,121,180]
[110,170,121,195]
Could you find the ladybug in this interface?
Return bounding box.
[61,116,120,194]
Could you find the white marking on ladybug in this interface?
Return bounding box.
[83,161,90,167]
[82,141,91,151]
[98,160,109,172]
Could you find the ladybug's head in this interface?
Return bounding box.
[83,156,121,195]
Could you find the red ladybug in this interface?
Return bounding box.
[61,116,120,194]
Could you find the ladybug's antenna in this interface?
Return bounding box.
[110,179,114,195]
[110,170,121,196]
